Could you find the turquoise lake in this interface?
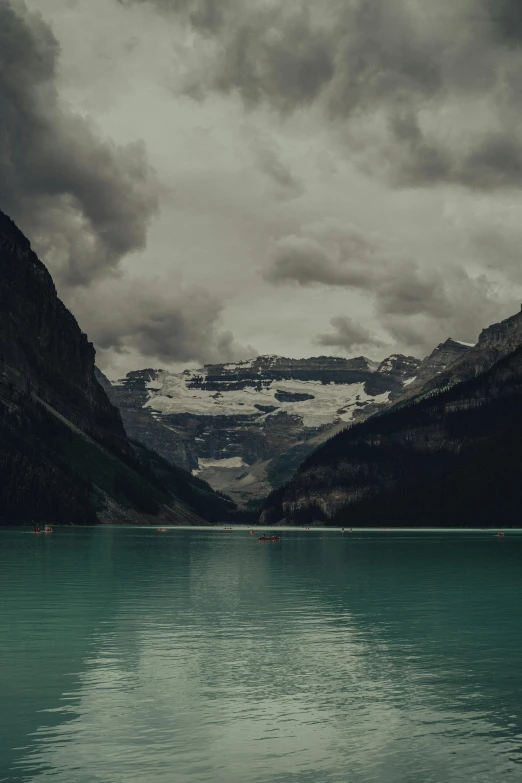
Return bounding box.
[1,527,522,782]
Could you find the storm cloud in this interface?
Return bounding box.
[317,316,386,353]
[7,0,522,374]
[265,219,513,355]
[265,220,377,288]
[488,0,522,45]
[0,1,159,288]
[72,278,257,370]
[117,0,522,191]
[1,0,262,372]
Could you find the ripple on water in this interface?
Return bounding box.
[1,527,522,782]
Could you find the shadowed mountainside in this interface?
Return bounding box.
[0,209,235,526]
[261,309,522,528]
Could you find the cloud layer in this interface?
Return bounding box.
[71,278,257,371]
[0,1,160,289]
[8,0,522,372]
[2,1,255,372]
[117,0,522,192]
[317,316,386,353]
[265,218,509,354]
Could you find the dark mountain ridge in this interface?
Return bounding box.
[0,210,128,452]
[0,209,235,526]
[391,310,522,413]
[260,307,522,527]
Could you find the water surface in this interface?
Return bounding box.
[1,527,522,782]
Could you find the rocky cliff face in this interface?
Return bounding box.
[199,355,381,387]
[364,354,421,397]
[104,353,426,506]
[412,339,472,387]
[260,307,522,528]
[0,210,128,454]
[388,310,522,411]
[0,209,231,526]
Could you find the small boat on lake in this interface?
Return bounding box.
[258,535,280,542]
[498,531,505,537]
[44,526,53,533]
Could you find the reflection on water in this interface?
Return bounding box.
[1,528,522,782]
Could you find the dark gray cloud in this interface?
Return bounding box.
[387,110,452,187]
[206,13,334,111]
[265,237,374,288]
[264,223,452,321]
[487,0,522,45]
[267,221,510,355]
[264,221,376,288]
[2,0,256,371]
[325,0,441,118]
[119,0,438,113]
[375,265,453,319]
[116,0,522,191]
[377,270,509,355]
[0,1,159,289]
[267,231,452,321]
[458,133,522,190]
[74,279,257,368]
[11,0,522,373]
[120,0,335,110]
[317,316,386,353]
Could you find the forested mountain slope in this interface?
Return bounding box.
[261,328,522,528]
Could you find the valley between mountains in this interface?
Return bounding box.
[100,340,472,507]
[3,205,522,527]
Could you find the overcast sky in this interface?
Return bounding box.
[3,0,522,377]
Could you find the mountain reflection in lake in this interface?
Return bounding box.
[1,527,522,783]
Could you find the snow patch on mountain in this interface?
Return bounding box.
[193,456,247,475]
[144,371,390,428]
[104,353,422,506]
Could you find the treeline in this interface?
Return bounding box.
[262,346,522,527]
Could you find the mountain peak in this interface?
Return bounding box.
[477,307,522,351]
[104,352,427,505]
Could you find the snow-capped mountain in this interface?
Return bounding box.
[102,353,430,506]
[102,339,481,507]
[144,361,389,427]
